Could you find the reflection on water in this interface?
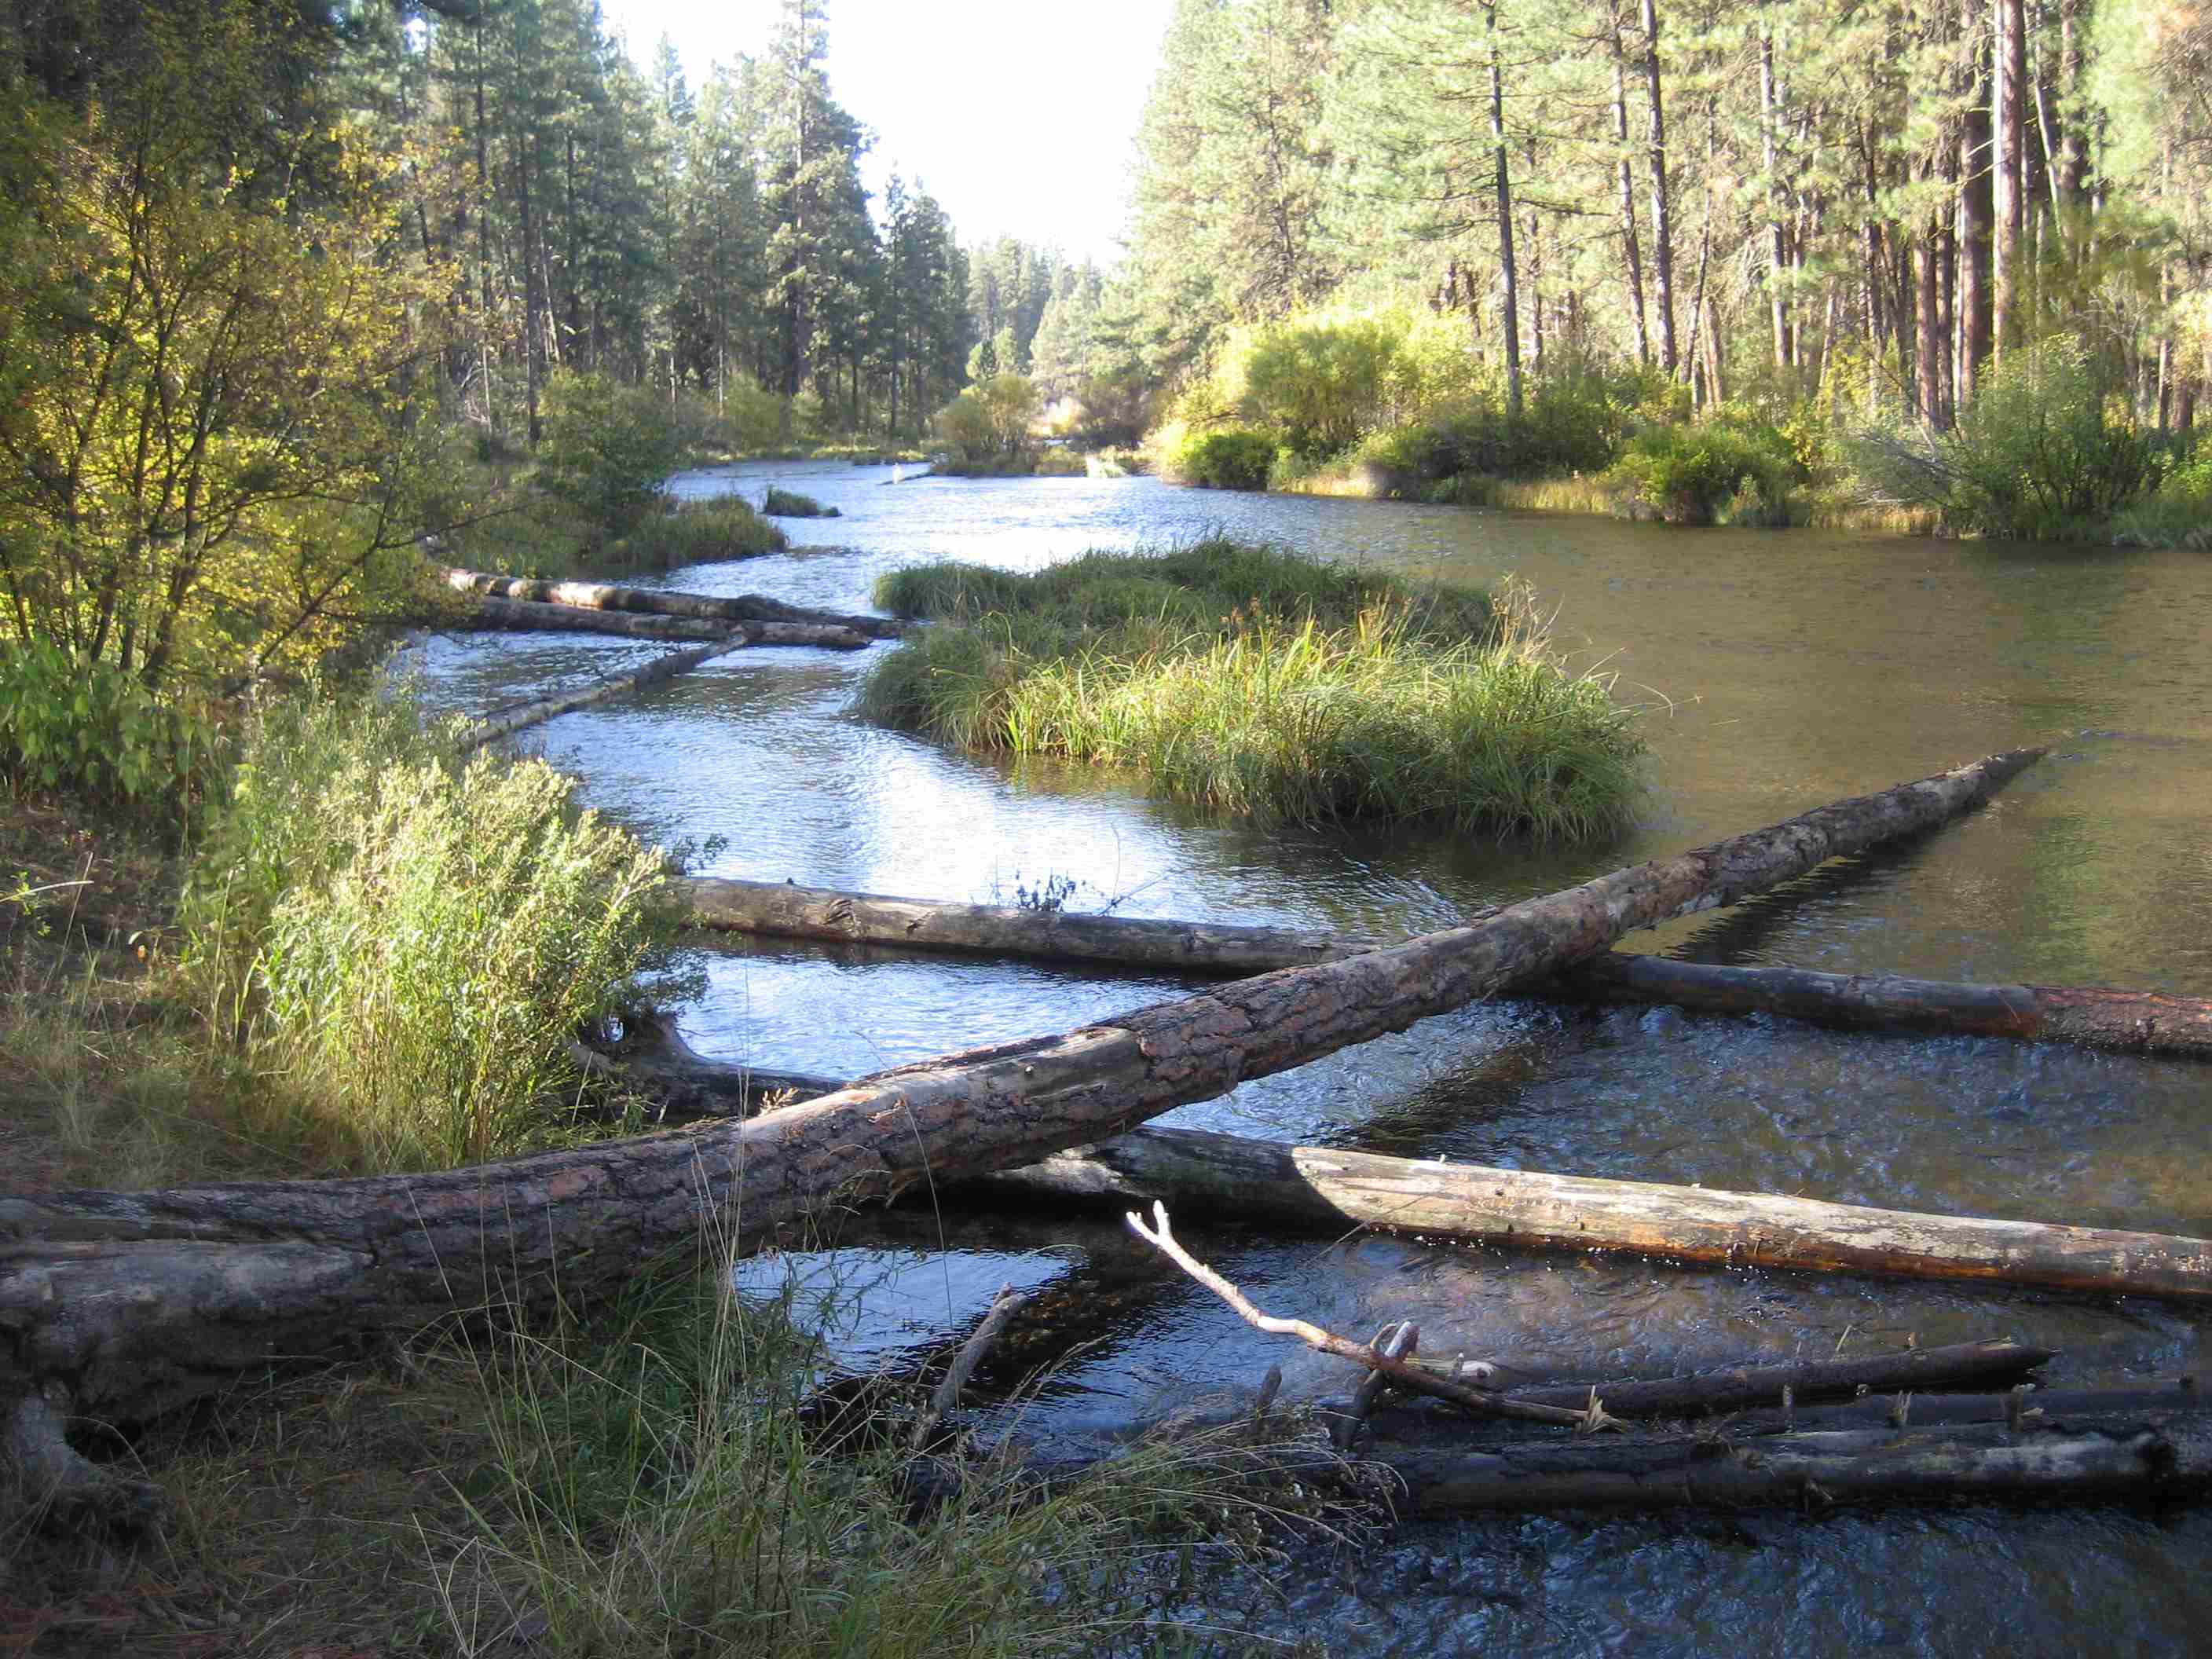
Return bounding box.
[422,458,2212,1657]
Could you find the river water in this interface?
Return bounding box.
[412,460,2212,1656]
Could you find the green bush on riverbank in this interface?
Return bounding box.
[860,541,1641,840]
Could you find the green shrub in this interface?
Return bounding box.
[2110,442,2212,547]
[1162,427,1280,490]
[180,690,686,1169]
[936,375,1042,463]
[1606,423,1800,526]
[0,639,222,815]
[761,486,840,518]
[610,497,789,569]
[533,370,684,536]
[1350,372,1640,490]
[1849,334,2173,540]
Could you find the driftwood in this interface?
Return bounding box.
[443,568,901,639]
[463,594,872,648]
[1548,952,2212,1057]
[1126,1203,1608,1429]
[676,881,2212,1060]
[909,1284,1030,1453]
[460,639,748,750]
[675,874,1367,973]
[0,750,2039,1517]
[1372,1415,2212,1512]
[966,1126,2212,1302]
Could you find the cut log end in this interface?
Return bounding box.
[3,1390,167,1536]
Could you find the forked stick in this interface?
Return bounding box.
[1125,1202,1617,1432]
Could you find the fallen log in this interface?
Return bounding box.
[1548,952,2212,1058]
[460,638,748,750]
[0,750,2039,1514]
[462,594,872,648]
[674,873,1371,972]
[676,879,2212,1060]
[443,567,902,639]
[961,1125,2212,1302]
[1373,1415,2212,1513]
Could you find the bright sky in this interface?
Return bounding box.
[598,0,1179,266]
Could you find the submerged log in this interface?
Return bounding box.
[460,639,746,750]
[443,568,902,638]
[961,1126,2212,1302]
[463,594,872,648]
[1550,952,2212,1058]
[1375,1415,2212,1513]
[0,751,2040,1493]
[677,881,2212,1060]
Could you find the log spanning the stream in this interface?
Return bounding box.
[443,567,902,638]
[0,750,2039,1517]
[958,1126,2212,1303]
[675,879,2212,1060]
[462,594,873,647]
[460,638,746,750]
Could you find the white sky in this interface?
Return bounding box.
[598,0,1179,266]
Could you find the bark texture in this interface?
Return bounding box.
[0,750,2040,1445]
[443,568,902,638]
[962,1126,2212,1302]
[1375,1416,2212,1512]
[463,595,870,647]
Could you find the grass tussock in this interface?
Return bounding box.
[610,496,790,569]
[443,1257,1362,1659]
[860,540,1642,841]
[763,485,842,518]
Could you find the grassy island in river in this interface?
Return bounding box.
[859,540,1644,842]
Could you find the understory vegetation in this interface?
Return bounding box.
[860,540,1643,840]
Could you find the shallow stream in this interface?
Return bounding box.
[412,460,2212,1656]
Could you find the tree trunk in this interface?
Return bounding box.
[1957,2,1994,405]
[459,639,751,750]
[1640,0,1678,375]
[1485,2,1523,419]
[0,752,2040,1491]
[674,877,2212,1060]
[461,595,870,647]
[441,567,901,637]
[1992,0,2026,360]
[1374,1416,2212,1513]
[1610,6,1650,368]
[1760,20,1793,372]
[1486,1340,2052,1419]
[961,1125,2212,1302]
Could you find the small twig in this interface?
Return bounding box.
[909,1284,1030,1452]
[1333,1322,1419,1450]
[1126,1203,1613,1431]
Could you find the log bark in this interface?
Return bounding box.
[962,1126,2212,1302]
[675,875,1374,973]
[442,567,902,639]
[1550,953,2212,1058]
[460,639,747,750]
[461,595,871,648]
[1375,1415,2212,1513]
[0,751,2041,1457]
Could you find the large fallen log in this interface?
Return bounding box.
[959,1125,2212,1302]
[1551,952,2212,1057]
[674,873,1368,973]
[1372,1415,2212,1512]
[462,594,872,647]
[443,567,902,639]
[676,878,2212,1059]
[0,750,2038,1514]
[460,638,749,750]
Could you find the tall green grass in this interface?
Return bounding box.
[611,496,790,569]
[860,543,1641,840]
[447,1253,1349,1658]
[178,689,686,1170]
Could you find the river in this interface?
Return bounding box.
[411,459,2212,1656]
